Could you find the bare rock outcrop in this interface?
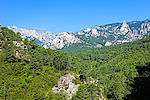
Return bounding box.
[52,73,79,99]
[120,19,131,35]
[105,41,112,46]
[13,41,27,49]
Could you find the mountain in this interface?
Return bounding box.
[8,26,56,47]
[8,19,150,51]
[66,19,150,51]
[0,27,150,100]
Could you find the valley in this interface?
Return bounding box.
[0,25,150,99]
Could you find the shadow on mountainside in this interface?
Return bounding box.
[125,65,150,100]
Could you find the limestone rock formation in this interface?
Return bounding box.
[120,19,131,34]
[13,41,27,49]
[8,26,56,46]
[84,28,91,33]
[105,41,112,46]
[91,28,99,37]
[50,32,82,49]
[52,73,79,99]
[8,19,150,50]
[12,41,28,59]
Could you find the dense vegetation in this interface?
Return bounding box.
[0,27,101,100]
[69,35,150,99]
[0,27,150,100]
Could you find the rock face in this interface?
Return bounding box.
[91,28,99,37]
[13,41,27,49]
[8,26,56,47]
[9,19,150,50]
[50,32,82,49]
[52,73,79,99]
[120,20,131,34]
[105,41,112,46]
[12,41,28,59]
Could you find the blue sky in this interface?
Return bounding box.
[0,0,150,33]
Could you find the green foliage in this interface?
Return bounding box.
[72,84,99,100]
[16,32,22,42]
[0,28,73,99]
[1,27,18,41]
[69,35,150,99]
[0,27,150,100]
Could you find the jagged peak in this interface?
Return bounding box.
[121,19,129,28]
[120,19,130,34]
[8,19,150,50]
[123,19,127,24]
[122,19,128,26]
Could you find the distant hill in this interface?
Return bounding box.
[8,19,150,51]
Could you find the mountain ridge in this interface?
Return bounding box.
[8,19,150,51]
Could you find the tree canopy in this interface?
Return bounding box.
[0,27,150,100]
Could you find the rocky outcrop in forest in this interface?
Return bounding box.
[52,73,79,99]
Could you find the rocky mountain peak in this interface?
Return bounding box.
[121,19,128,28]
[84,28,91,33]
[8,19,150,50]
[123,19,127,25]
[120,19,131,34]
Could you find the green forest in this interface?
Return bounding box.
[0,27,150,100]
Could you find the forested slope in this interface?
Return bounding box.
[0,27,150,100]
[0,27,71,99]
[69,35,150,100]
[0,27,104,100]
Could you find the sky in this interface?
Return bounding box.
[0,0,150,33]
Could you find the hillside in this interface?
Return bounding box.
[8,19,150,51]
[69,35,150,99]
[0,27,150,100]
[0,27,106,100]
